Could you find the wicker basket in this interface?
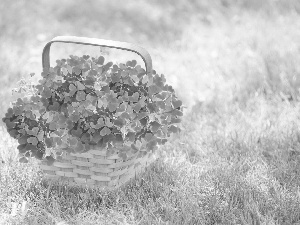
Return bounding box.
[39,36,156,190]
[40,148,156,190]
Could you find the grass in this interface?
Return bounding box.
[1,0,300,224]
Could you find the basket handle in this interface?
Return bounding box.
[42,36,152,73]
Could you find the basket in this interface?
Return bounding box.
[40,148,156,190]
[39,36,156,190]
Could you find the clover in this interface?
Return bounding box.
[3,51,183,165]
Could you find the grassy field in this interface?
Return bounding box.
[1,0,300,224]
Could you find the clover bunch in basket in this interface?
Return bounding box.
[2,55,183,164]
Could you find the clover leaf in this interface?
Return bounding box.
[100,127,111,136]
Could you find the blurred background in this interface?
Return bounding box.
[1,0,300,118]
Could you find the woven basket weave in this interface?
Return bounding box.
[39,36,156,190]
[40,148,156,190]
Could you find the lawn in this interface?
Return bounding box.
[1,0,300,224]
